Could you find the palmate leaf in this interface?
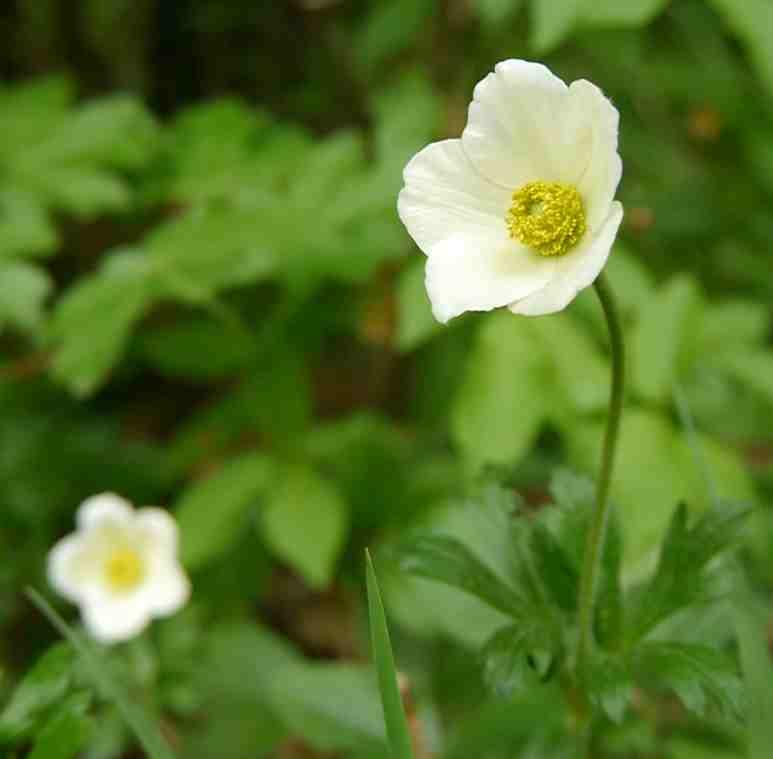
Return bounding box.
[628,500,752,642]
[632,642,743,719]
[365,550,414,759]
[1,79,158,225]
[398,534,528,619]
[481,622,558,700]
[537,470,624,648]
[587,652,633,723]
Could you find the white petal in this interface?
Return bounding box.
[135,508,179,553]
[398,139,511,256]
[77,493,134,530]
[509,202,623,316]
[425,236,556,323]
[48,535,89,602]
[81,594,151,644]
[144,565,190,616]
[461,60,572,188]
[566,80,622,232]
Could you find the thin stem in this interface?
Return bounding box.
[576,273,625,678]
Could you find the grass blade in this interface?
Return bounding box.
[365,550,414,759]
[26,588,176,759]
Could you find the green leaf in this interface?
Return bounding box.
[27,590,175,759]
[533,314,609,413]
[587,653,632,723]
[161,99,279,205]
[365,550,414,759]
[32,94,158,171]
[23,167,131,217]
[0,260,52,334]
[261,464,349,588]
[666,739,742,759]
[565,408,755,574]
[200,623,386,754]
[707,0,773,100]
[145,208,279,302]
[398,534,527,619]
[631,275,704,403]
[28,692,93,759]
[629,501,751,641]
[481,623,557,699]
[395,258,440,352]
[356,0,436,73]
[175,453,275,570]
[531,0,582,53]
[697,299,770,354]
[288,131,364,212]
[580,0,670,26]
[384,483,519,647]
[49,249,152,396]
[452,313,548,470]
[444,690,565,759]
[4,92,157,218]
[538,471,623,646]
[476,0,524,26]
[735,599,773,758]
[0,190,57,259]
[372,71,441,186]
[0,643,74,744]
[0,76,73,156]
[718,350,773,407]
[632,641,742,719]
[169,351,312,473]
[528,522,578,613]
[269,664,387,753]
[138,316,257,380]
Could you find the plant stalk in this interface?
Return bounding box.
[576,273,625,678]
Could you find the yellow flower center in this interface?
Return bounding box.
[506,181,586,257]
[105,548,145,593]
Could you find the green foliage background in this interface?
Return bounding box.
[1,0,773,757]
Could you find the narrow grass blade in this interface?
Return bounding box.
[735,598,773,759]
[365,550,414,759]
[26,588,176,759]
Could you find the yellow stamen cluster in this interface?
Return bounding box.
[506,181,586,257]
[105,548,145,592]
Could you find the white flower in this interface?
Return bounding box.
[47,493,190,644]
[398,59,623,323]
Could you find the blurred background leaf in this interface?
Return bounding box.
[1,1,773,757]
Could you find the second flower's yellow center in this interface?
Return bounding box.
[105,548,145,593]
[506,181,586,257]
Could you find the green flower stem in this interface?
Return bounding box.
[576,273,625,679]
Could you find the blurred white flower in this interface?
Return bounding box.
[398,59,623,322]
[47,493,190,644]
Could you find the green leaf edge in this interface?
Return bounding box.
[365,550,414,759]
